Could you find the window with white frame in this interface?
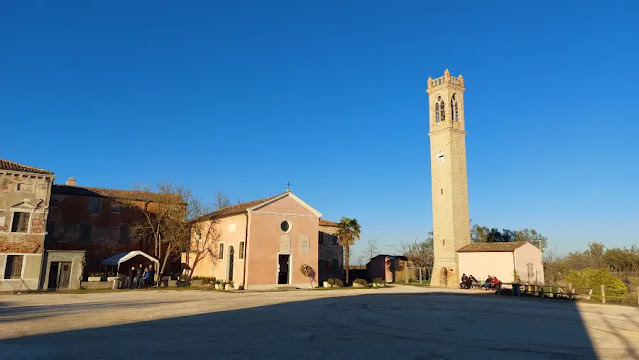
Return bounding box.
[11,212,30,233]
[3,255,24,279]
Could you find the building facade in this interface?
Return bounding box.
[183,191,342,289]
[318,219,343,284]
[0,159,87,291]
[46,178,178,278]
[427,69,472,288]
[457,242,545,285]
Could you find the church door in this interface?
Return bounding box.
[440,267,448,287]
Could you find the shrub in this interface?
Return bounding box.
[327,278,344,287]
[373,277,386,286]
[192,276,216,284]
[225,280,234,288]
[565,268,627,297]
[513,270,522,283]
[89,273,104,278]
[354,278,368,285]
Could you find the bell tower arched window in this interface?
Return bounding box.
[439,98,445,121]
[435,102,440,122]
[451,94,459,121]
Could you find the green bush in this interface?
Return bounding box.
[89,273,104,278]
[373,277,386,286]
[354,278,368,285]
[513,270,522,283]
[192,276,216,284]
[565,268,627,297]
[327,278,344,287]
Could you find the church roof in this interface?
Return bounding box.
[192,194,282,222]
[457,241,530,253]
[0,158,53,175]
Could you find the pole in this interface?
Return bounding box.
[601,284,606,304]
[405,263,409,284]
[419,267,423,285]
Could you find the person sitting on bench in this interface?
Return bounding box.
[467,275,477,288]
[491,276,500,290]
[460,274,468,289]
[483,276,492,290]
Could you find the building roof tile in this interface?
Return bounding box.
[52,184,181,203]
[457,241,530,253]
[0,158,53,175]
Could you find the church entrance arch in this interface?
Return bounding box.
[440,267,448,287]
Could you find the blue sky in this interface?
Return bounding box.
[2,1,638,260]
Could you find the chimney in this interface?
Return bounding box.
[66,177,76,186]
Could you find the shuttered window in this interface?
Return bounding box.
[239,241,245,260]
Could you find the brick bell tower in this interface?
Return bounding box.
[426,69,471,288]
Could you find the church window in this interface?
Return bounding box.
[435,103,440,122]
[451,94,459,121]
[439,99,445,121]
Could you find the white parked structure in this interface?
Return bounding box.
[457,241,544,285]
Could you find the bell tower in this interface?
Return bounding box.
[426,69,471,288]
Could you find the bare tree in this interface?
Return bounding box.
[129,182,210,281]
[185,216,221,278]
[214,190,231,210]
[364,240,380,262]
[399,233,434,274]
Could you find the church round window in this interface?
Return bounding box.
[280,220,291,232]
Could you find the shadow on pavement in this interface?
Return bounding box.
[0,291,603,359]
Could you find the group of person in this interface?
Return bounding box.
[459,274,478,289]
[460,273,501,290]
[125,263,155,289]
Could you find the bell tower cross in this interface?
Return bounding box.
[426,69,471,288]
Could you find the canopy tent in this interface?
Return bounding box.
[101,251,160,274]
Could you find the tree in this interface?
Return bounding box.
[364,240,380,262]
[514,228,548,252]
[185,215,221,278]
[335,217,361,284]
[400,233,434,276]
[129,182,209,282]
[214,190,231,210]
[471,224,489,243]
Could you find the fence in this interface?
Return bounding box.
[498,282,639,306]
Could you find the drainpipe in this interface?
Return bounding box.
[240,211,250,290]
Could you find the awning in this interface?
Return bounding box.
[101,251,160,267]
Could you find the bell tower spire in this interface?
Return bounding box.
[426,69,471,288]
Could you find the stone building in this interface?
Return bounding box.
[46,178,179,277]
[318,219,344,284]
[426,69,472,288]
[183,190,342,289]
[0,159,84,291]
[366,255,413,283]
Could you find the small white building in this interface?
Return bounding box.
[457,241,544,285]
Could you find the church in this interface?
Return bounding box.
[426,70,543,287]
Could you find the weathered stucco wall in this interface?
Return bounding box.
[513,243,545,284]
[318,225,343,283]
[458,252,514,283]
[41,250,86,290]
[46,193,169,277]
[0,169,53,291]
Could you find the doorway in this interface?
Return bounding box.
[277,254,290,284]
[48,261,72,290]
[440,267,448,287]
[228,246,234,282]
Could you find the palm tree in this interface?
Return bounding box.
[336,217,361,284]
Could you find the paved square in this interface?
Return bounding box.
[1,286,638,359]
